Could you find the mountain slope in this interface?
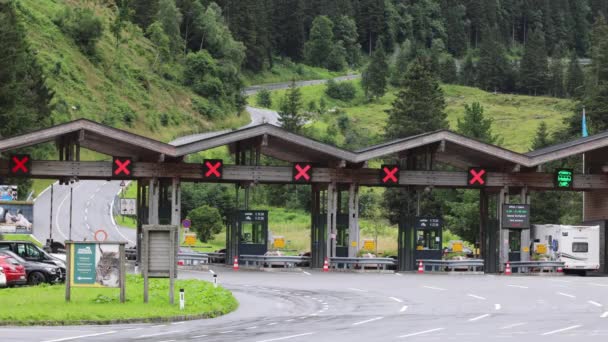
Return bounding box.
[14,0,246,142]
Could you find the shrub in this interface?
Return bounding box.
[325,79,356,101]
[55,7,103,56]
[256,89,272,108]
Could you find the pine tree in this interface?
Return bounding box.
[304,16,336,68]
[548,50,565,98]
[385,57,448,139]
[439,55,458,84]
[272,0,305,61]
[278,80,306,133]
[157,0,183,54]
[477,26,510,92]
[361,41,388,100]
[519,28,549,95]
[333,15,360,66]
[566,52,584,98]
[441,0,467,57]
[531,122,550,150]
[584,14,608,132]
[457,102,500,144]
[460,51,476,86]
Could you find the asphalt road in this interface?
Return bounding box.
[2,271,607,342]
[33,180,135,246]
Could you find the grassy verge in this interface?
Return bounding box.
[0,234,43,247]
[243,59,352,86]
[115,215,137,229]
[252,81,574,152]
[31,179,55,199]
[0,274,237,325]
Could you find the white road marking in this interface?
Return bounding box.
[285,319,294,322]
[220,330,234,334]
[398,328,445,338]
[541,325,582,336]
[395,272,403,276]
[507,284,528,289]
[495,304,501,310]
[557,292,576,298]
[500,322,527,329]
[423,285,446,291]
[109,182,135,244]
[138,330,182,338]
[209,270,215,274]
[267,322,277,326]
[171,321,185,325]
[126,328,143,331]
[255,332,315,342]
[151,324,166,328]
[41,331,117,342]
[468,314,490,322]
[588,300,603,307]
[467,294,486,300]
[192,335,207,338]
[303,271,311,276]
[348,288,367,292]
[352,317,384,326]
[400,305,408,312]
[246,326,258,330]
[601,312,608,318]
[158,340,175,342]
[389,297,403,303]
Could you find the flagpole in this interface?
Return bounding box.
[582,106,586,222]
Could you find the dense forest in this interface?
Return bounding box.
[3,0,608,245]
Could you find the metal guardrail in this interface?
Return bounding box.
[330,257,396,271]
[417,259,484,272]
[506,261,565,273]
[178,252,209,266]
[206,252,226,263]
[239,255,310,268]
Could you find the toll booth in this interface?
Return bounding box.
[226,210,268,264]
[398,217,443,271]
[335,214,349,257]
[500,204,531,268]
[312,214,349,259]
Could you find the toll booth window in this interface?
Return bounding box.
[508,231,521,252]
[336,227,348,247]
[241,222,264,244]
[416,230,440,250]
[572,242,588,253]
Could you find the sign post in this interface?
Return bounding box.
[65,241,126,303]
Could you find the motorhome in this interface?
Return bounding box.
[531,224,600,274]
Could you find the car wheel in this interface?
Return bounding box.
[28,272,46,286]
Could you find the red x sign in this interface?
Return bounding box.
[381,165,399,184]
[112,157,133,178]
[9,154,31,175]
[203,159,223,179]
[293,163,312,183]
[468,168,487,186]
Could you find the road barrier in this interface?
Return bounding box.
[330,257,396,271]
[505,261,565,274]
[239,255,310,268]
[416,259,485,272]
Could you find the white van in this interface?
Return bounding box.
[531,224,600,274]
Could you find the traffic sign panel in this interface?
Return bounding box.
[182,219,191,228]
[9,154,31,176]
[112,157,133,178]
[381,165,399,185]
[203,159,223,179]
[293,162,312,183]
[468,167,487,186]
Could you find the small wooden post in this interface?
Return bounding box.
[119,243,126,303]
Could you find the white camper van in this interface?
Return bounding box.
[531,224,600,274]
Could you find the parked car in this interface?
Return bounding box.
[0,250,62,285]
[0,255,26,286]
[0,267,6,288]
[0,241,66,281]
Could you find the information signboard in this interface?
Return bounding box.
[120,198,137,216]
[0,201,34,234]
[414,217,442,230]
[502,204,530,228]
[555,169,574,189]
[363,239,376,251]
[273,236,285,249]
[184,233,197,246]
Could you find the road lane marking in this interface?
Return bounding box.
[588,300,603,307]
[423,286,446,291]
[500,322,527,329]
[42,331,117,342]
[389,297,403,303]
[507,284,528,289]
[192,335,207,338]
[256,332,315,342]
[158,340,175,342]
[348,288,367,292]
[138,330,183,338]
[267,322,277,326]
[468,314,490,322]
[151,324,166,328]
[495,304,501,310]
[109,181,135,244]
[557,292,576,298]
[467,294,486,300]
[285,319,294,322]
[400,305,408,312]
[352,317,384,326]
[303,271,311,275]
[126,328,143,331]
[398,328,445,338]
[209,270,215,274]
[220,330,234,334]
[601,312,608,318]
[171,322,185,325]
[246,326,258,330]
[541,325,582,336]
[395,272,403,276]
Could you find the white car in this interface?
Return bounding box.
[0,267,6,288]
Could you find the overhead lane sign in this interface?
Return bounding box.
[293,162,312,183]
[9,154,31,176]
[203,159,223,179]
[112,157,133,178]
[468,167,487,186]
[381,165,399,185]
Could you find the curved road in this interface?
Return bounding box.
[2,271,607,341]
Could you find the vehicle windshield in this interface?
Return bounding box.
[0,256,21,265]
[0,251,25,263]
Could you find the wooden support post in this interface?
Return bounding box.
[326,182,336,259]
[119,243,126,303]
[149,178,159,225]
[348,183,359,257]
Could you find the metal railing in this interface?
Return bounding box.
[506,261,565,273]
[417,259,484,272]
[330,257,396,271]
[178,252,209,265]
[206,252,226,263]
[239,255,310,268]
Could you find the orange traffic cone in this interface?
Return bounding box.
[505,262,512,275]
[417,261,424,274]
[323,257,329,272]
[233,257,239,271]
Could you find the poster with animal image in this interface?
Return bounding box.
[70,243,120,288]
[0,201,33,234]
